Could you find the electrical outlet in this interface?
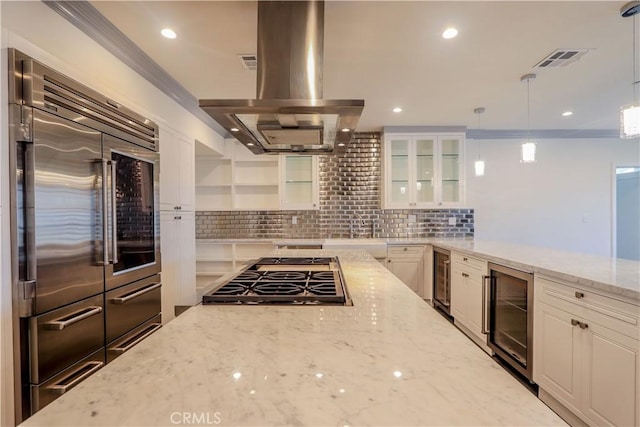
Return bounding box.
[292,216,297,225]
[448,217,456,226]
[408,214,416,223]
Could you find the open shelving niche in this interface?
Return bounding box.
[195,138,280,211]
[195,240,275,294]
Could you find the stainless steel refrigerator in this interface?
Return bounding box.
[9,49,162,422]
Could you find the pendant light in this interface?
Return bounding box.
[473,107,486,176]
[520,73,536,163]
[620,1,640,139]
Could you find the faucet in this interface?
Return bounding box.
[350,212,366,239]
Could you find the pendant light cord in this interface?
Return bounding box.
[634,12,639,105]
[527,78,531,141]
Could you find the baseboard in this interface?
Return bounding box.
[539,389,589,427]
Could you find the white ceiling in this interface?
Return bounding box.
[90,1,637,133]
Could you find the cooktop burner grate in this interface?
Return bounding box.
[211,282,251,295]
[262,271,307,281]
[234,271,262,281]
[202,256,349,305]
[253,282,304,295]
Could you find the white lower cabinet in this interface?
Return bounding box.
[387,245,424,296]
[160,211,196,322]
[450,252,491,353]
[534,276,640,427]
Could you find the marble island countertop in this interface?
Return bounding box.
[22,249,565,427]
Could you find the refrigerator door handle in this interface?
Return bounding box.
[109,160,118,265]
[24,140,38,280]
[101,159,109,265]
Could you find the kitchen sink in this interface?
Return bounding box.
[322,239,387,258]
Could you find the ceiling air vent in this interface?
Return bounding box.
[238,54,257,71]
[534,48,590,68]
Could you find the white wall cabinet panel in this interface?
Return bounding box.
[160,211,197,318]
[160,127,195,211]
[534,276,640,427]
[383,133,465,208]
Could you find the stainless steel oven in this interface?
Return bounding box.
[487,263,534,382]
[9,49,161,422]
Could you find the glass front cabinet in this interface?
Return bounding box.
[383,133,465,208]
[280,154,319,210]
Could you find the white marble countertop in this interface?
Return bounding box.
[431,240,640,302]
[197,237,640,301]
[21,249,565,427]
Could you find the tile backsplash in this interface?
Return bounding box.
[196,132,474,239]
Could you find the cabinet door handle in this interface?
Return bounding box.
[463,257,468,261]
[571,319,580,326]
[579,322,589,330]
[575,291,585,299]
[403,247,408,251]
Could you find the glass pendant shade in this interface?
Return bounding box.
[521,141,536,163]
[474,160,485,176]
[621,105,640,138]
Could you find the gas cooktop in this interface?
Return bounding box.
[202,257,351,305]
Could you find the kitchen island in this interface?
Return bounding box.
[22,250,564,426]
[22,249,565,427]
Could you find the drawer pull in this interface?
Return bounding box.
[47,361,103,396]
[570,319,589,329]
[110,283,162,305]
[109,323,161,354]
[403,247,408,251]
[44,306,103,331]
[463,257,468,261]
[574,291,585,299]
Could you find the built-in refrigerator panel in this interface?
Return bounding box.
[27,109,105,315]
[10,48,162,423]
[488,262,534,382]
[432,247,451,315]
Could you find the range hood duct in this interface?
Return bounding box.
[199,1,364,155]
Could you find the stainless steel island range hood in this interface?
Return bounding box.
[199,1,364,155]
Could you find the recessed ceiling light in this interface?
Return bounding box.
[338,143,345,147]
[562,111,573,117]
[247,142,254,146]
[230,127,239,132]
[393,107,402,113]
[341,128,350,132]
[161,28,177,39]
[442,28,458,39]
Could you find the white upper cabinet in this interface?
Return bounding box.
[383,133,465,208]
[280,155,319,210]
[160,126,195,211]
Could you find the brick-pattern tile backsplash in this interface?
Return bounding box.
[196,132,474,239]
